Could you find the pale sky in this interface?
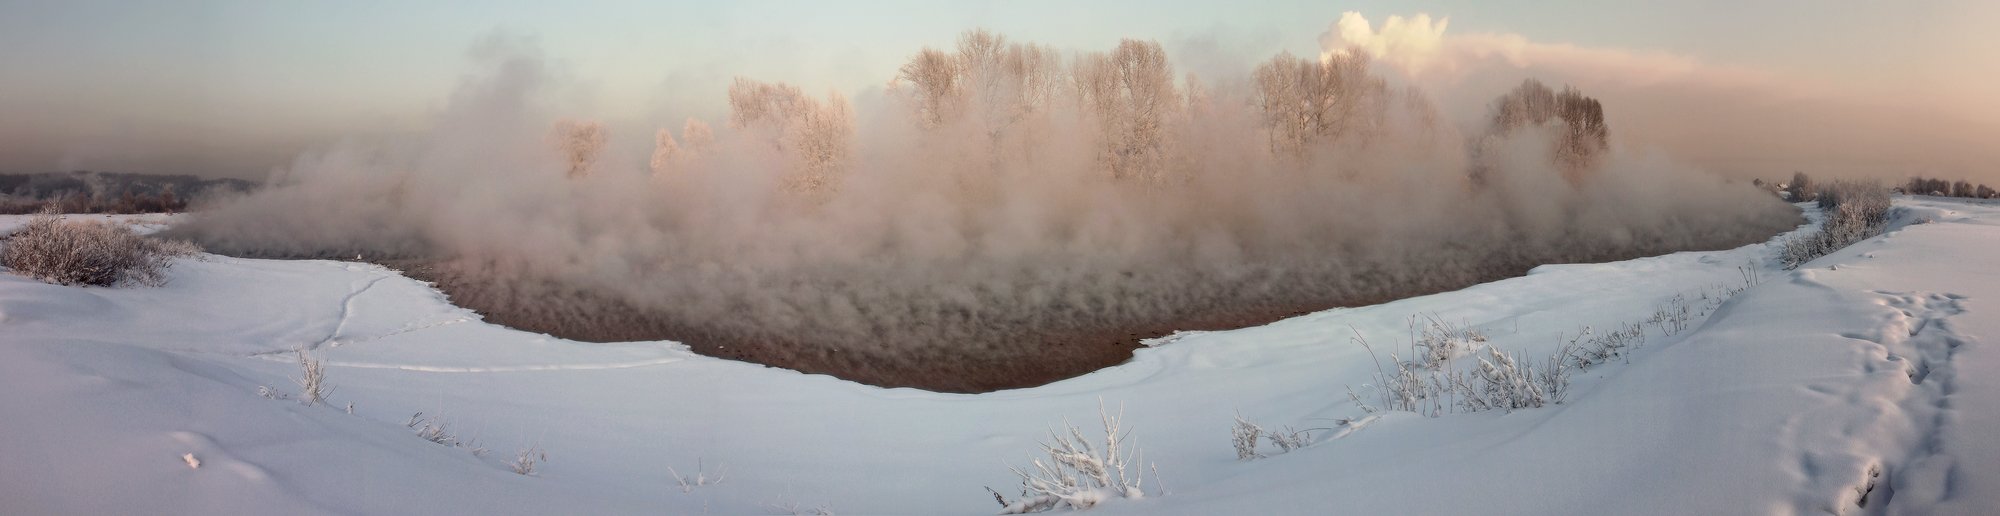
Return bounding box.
[3,0,1996,179]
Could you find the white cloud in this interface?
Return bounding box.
[1319,11,1770,90]
[1320,12,1450,75]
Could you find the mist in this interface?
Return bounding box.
[170,26,1798,390]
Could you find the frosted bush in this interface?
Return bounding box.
[1,208,200,287]
[1565,322,1646,371]
[1454,347,1570,411]
[669,458,726,493]
[294,348,333,406]
[1231,415,1264,460]
[993,401,1156,513]
[402,412,487,456]
[1232,415,1319,461]
[1781,180,1891,269]
[1410,314,1484,369]
[405,412,461,446]
[510,445,545,476]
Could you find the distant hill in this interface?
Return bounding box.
[0,171,257,214]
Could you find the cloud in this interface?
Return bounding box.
[1320,11,1769,90]
[1320,12,1450,76]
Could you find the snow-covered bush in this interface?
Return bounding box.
[1266,426,1311,453]
[1780,180,1890,269]
[1353,330,1448,416]
[1565,323,1646,371]
[1647,294,1693,336]
[1231,416,1263,460]
[1785,171,1814,202]
[763,497,836,516]
[993,401,1157,513]
[294,348,334,406]
[1,209,199,286]
[1232,414,1316,460]
[1410,314,1485,369]
[669,458,726,493]
[401,411,492,457]
[1452,347,1569,411]
[1355,323,1575,416]
[510,445,545,476]
[405,412,460,446]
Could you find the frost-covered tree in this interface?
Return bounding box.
[650,117,716,178]
[896,29,1063,145]
[1486,79,1608,185]
[681,117,715,153]
[1251,48,1389,158]
[551,119,607,178]
[899,47,962,128]
[1072,39,1179,182]
[649,128,681,176]
[728,78,854,195]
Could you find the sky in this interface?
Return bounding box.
[2,0,1996,181]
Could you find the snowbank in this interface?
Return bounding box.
[1,197,1993,514]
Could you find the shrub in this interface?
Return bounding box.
[1,209,200,286]
[1352,320,1582,417]
[992,400,1157,513]
[295,348,334,406]
[510,445,546,476]
[1786,171,1813,202]
[1231,414,1317,460]
[1453,347,1570,411]
[1410,314,1485,369]
[1780,180,1890,269]
[669,458,726,493]
[1902,175,1996,199]
[1231,415,1263,460]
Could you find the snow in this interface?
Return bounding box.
[1,197,1995,514]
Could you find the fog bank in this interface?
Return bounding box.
[171,24,1798,389]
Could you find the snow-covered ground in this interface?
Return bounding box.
[1,197,1994,515]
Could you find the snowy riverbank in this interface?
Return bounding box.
[2,196,1993,514]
